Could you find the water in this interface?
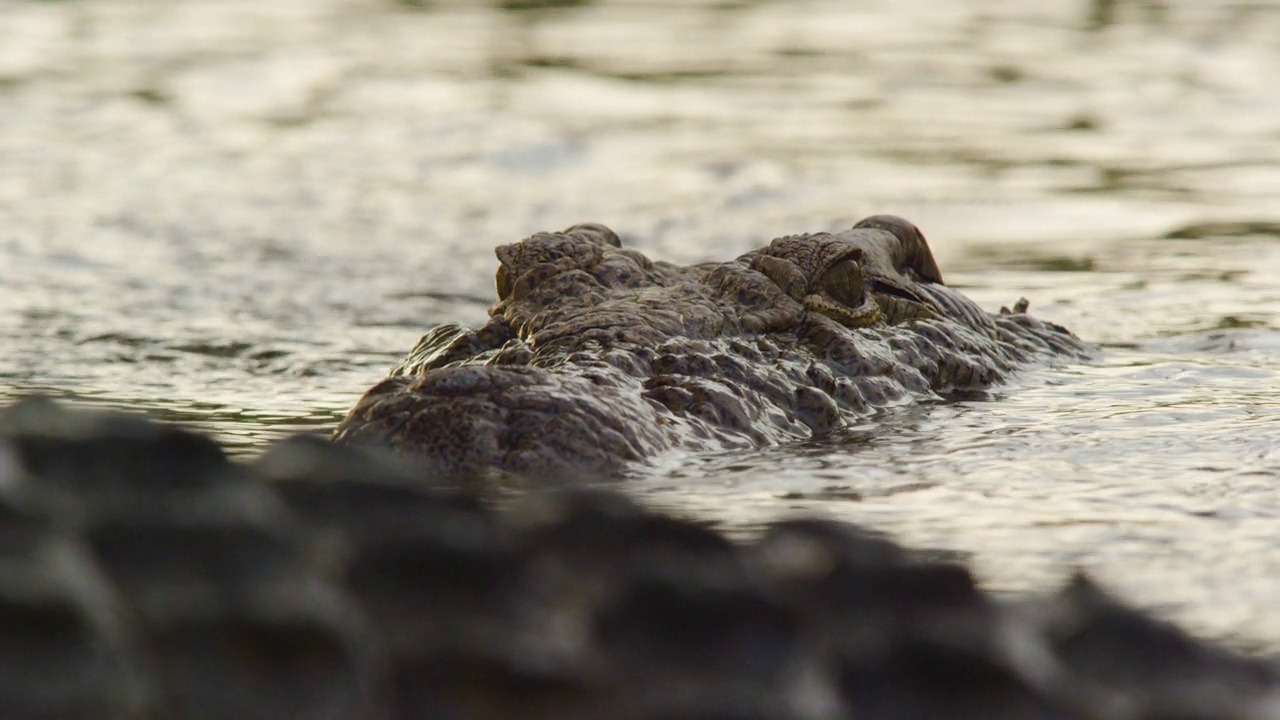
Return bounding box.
[2,0,1278,648]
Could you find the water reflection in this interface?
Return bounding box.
[0,385,347,459]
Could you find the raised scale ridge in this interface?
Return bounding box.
[0,397,1276,720]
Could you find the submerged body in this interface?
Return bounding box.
[335,216,1089,475]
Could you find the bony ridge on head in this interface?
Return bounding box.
[752,237,883,329]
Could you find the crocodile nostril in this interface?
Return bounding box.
[822,258,866,307]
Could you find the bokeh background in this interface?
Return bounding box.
[3,0,1279,647]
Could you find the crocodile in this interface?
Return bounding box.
[1,397,1277,719]
[335,215,1090,476]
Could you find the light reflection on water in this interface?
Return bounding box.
[631,349,1280,646]
[2,0,1279,647]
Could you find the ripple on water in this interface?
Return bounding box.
[631,343,1280,646]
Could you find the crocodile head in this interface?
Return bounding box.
[334,216,1088,478]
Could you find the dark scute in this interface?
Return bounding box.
[151,619,362,720]
[0,395,232,494]
[392,648,591,720]
[1046,574,1279,695]
[838,639,1069,720]
[594,575,799,679]
[345,514,520,634]
[87,520,296,590]
[0,597,132,715]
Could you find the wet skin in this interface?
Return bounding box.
[334,215,1090,477]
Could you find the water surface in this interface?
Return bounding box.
[2,0,1279,648]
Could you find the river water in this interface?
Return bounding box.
[2,0,1279,649]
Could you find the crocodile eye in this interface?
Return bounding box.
[495,264,513,300]
[822,258,865,306]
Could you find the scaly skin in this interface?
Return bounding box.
[334,216,1090,476]
[1,398,1277,719]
